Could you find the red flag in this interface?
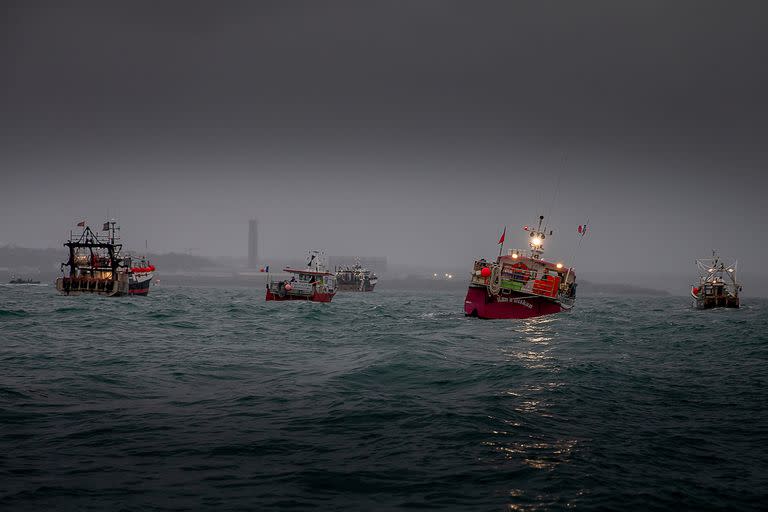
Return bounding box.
[498,226,506,245]
[77,221,85,227]
[578,225,583,234]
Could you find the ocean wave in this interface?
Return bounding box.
[1,287,766,510]
[0,309,28,317]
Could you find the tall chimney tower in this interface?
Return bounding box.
[248,219,258,268]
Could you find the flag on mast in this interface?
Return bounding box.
[77,220,85,227]
[497,226,506,258]
[578,222,589,236]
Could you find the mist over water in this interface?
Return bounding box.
[2,285,767,510]
[3,2,768,510]
[2,1,768,276]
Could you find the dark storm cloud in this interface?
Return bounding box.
[2,1,767,276]
[4,0,767,143]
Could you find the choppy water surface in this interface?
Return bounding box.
[1,285,767,510]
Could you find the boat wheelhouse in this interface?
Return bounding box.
[55,221,155,297]
[464,215,577,319]
[266,250,337,302]
[692,252,740,309]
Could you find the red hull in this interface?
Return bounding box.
[464,286,564,319]
[265,290,335,303]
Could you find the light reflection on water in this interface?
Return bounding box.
[485,437,579,470]
[494,316,578,507]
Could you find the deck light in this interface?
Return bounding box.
[556,263,563,269]
[532,237,542,246]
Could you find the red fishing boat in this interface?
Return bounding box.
[464,216,579,319]
[266,250,337,302]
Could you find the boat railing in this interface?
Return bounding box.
[700,283,733,297]
[57,276,117,293]
[268,278,315,295]
[470,260,542,284]
[471,259,571,300]
[289,281,314,294]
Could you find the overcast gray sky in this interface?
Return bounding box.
[2,0,766,275]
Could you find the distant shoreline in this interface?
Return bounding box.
[4,245,765,297]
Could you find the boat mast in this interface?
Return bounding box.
[696,250,739,295]
[528,215,550,260]
[109,219,118,245]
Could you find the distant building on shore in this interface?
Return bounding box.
[248,219,258,269]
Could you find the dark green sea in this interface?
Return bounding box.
[1,285,767,510]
